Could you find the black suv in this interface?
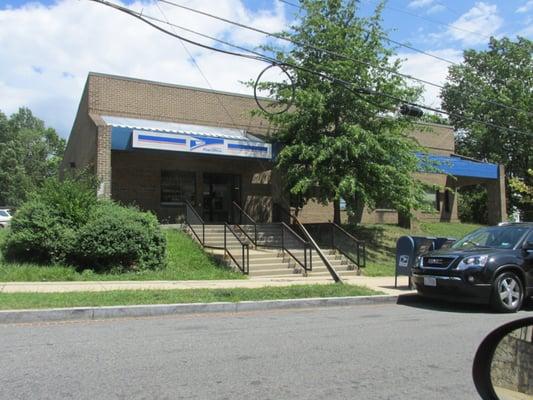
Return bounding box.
[412,223,533,312]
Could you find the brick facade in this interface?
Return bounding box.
[61,72,505,224]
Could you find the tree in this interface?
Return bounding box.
[0,107,65,207]
[253,0,428,223]
[441,37,532,217]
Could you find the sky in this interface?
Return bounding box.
[0,0,531,137]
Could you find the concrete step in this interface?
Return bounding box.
[249,258,290,266]
[249,268,302,277]
[250,266,295,274]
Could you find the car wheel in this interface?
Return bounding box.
[491,272,524,313]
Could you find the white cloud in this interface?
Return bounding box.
[397,49,463,108]
[0,0,287,137]
[446,2,502,45]
[426,4,445,14]
[408,0,434,9]
[516,0,533,13]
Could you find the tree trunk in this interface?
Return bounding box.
[398,210,411,229]
[333,199,341,225]
[347,194,364,224]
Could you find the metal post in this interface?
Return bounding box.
[242,244,245,274]
[357,242,360,268]
[224,225,227,257]
[281,224,285,252]
[246,245,250,275]
[304,245,307,272]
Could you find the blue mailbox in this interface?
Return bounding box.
[395,236,436,287]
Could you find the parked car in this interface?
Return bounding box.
[412,222,533,312]
[0,208,12,228]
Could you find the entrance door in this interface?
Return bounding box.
[202,173,241,222]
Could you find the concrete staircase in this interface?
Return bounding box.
[187,223,361,280]
[286,248,360,279]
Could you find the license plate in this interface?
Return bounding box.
[424,277,437,287]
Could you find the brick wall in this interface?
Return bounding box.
[112,150,273,222]
[63,72,461,222]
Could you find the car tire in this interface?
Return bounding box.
[491,272,524,313]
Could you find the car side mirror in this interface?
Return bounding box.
[472,317,533,399]
[523,241,533,251]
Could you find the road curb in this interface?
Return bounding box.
[0,295,398,324]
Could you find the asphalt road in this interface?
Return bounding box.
[1,296,531,400]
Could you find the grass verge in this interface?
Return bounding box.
[0,229,243,282]
[0,284,382,310]
[347,221,482,277]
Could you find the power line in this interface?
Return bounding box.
[275,0,528,116]
[159,0,530,116]
[88,0,533,138]
[279,0,458,65]
[155,0,239,129]
[382,3,493,41]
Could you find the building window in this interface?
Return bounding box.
[422,189,439,212]
[161,170,196,205]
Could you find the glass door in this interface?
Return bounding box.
[202,173,241,222]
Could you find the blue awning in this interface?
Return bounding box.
[418,154,499,180]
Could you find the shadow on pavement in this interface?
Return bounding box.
[396,293,533,314]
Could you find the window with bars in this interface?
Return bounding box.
[160,170,196,205]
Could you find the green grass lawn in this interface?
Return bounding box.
[0,229,243,282]
[0,284,381,310]
[346,221,482,277]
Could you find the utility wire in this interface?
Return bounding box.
[155,0,239,129]
[159,0,530,117]
[383,4,493,41]
[88,0,533,138]
[279,0,458,65]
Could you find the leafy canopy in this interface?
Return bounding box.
[0,107,65,207]
[253,0,429,221]
[441,37,532,215]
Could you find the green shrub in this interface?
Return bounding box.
[3,174,166,272]
[3,176,97,264]
[74,202,166,272]
[458,186,488,225]
[3,199,77,263]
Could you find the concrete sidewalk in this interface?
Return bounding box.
[0,276,414,296]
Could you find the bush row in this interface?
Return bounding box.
[2,176,166,272]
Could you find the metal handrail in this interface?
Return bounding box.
[296,219,342,283]
[275,205,341,282]
[232,201,258,245]
[280,222,312,272]
[331,222,366,269]
[233,223,255,245]
[184,200,205,246]
[224,223,250,274]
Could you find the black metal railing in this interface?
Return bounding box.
[185,200,205,246]
[331,223,366,269]
[304,222,366,270]
[224,223,250,274]
[275,206,342,282]
[231,201,258,245]
[281,222,313,272]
